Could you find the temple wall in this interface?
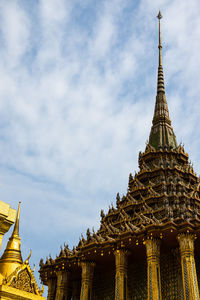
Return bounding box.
[92,267,115,300]
[160,248,183,300]
[127,258,147,300]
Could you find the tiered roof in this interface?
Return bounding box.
[39,12,200,284]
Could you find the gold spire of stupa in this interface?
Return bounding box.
[148,11,177,149]
[0,202,23,278]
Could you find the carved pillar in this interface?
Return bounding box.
[114,248,128,300]
[145,238,162,300]
[72,280,81,300]
[177,233,199,300]
[55,270,71,300]
[80,261,95,300]
[47,277,57,300]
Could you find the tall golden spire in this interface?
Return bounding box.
[148,12,177,150]
[0,202,23,277]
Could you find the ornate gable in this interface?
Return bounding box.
[3,261,44,296]
[10,268,33,293]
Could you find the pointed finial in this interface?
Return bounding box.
[11,202,21,238]
[157,10,162,20]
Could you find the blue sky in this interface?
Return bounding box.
[0,0,200,295]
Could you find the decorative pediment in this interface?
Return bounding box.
[10,268,33,293]
[3,261,44,296]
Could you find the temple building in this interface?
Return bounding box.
[39,12,200,300]
[0,202,45,300]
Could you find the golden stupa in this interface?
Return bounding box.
[0,202,45,300]
[39,12,200,300]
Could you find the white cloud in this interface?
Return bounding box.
[0,1,30,67]
[40,0,69,22]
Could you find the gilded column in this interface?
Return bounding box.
[145,238,162,300]
[80,261,95,300]
[47,278,56,300]
[114,248,128,300]
[55,270,71,300]
[177,233,199,300]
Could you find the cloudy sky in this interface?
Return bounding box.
[0,0,200,294]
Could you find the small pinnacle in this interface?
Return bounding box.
[11,202,21,238]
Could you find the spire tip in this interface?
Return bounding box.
[157,10,162,20]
